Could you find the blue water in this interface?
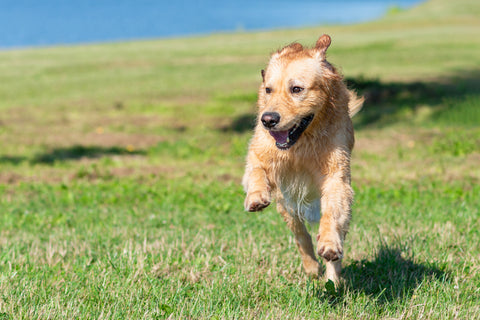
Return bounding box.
[0,0,422,49]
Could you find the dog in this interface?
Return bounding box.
[242,34,363,284]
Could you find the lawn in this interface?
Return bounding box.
[0,0,479,318]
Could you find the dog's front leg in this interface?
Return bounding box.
[242,163,271,212]
[316,172,353,284]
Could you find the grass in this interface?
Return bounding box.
[0,0,480,318]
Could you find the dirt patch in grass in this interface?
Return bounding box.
[0,106,166,150]
[0,172,24,184]
[354,127,443,155]
[41,132,164,150]
[354,128,480,186]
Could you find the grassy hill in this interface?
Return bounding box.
[0,0,479,318]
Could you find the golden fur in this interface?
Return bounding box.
[242,35,363,283]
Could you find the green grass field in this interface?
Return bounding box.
[1,0,480,318]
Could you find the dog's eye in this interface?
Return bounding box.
[291,86,304,94]
[265,87,272,94]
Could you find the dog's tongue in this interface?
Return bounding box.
[269,130,289,144]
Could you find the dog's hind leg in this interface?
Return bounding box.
[316,173,353,284]
[277,202,322,278]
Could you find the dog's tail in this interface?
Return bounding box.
[347,90,364,118]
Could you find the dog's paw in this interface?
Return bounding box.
[244,191,271,212]
[317,236,343,261]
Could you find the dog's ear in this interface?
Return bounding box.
[315,34,331,60]
[261,69,265,82]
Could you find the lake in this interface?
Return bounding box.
[0,0,423,49]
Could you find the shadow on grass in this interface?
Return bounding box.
[341,242,446,303]
[315,241,448,307]
[221,70,480,131]
[32,145,146,164]
[347,71,480,128]
[0,155,27,165]
[219,113,257,133]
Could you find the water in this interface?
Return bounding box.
[0,0,422,49]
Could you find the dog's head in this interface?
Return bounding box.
[258,34,342,150]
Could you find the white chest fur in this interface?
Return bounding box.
[278,171,321,223]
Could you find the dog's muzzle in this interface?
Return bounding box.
[267,114,314,150]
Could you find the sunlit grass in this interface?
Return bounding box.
[0,0,479,318]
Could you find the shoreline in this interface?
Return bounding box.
[0,0,424,51]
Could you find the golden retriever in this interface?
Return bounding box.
[242,35,363,284]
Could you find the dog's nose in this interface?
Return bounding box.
[261,112,281,129]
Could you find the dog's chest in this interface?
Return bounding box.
[277,170,321,223]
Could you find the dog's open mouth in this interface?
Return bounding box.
[268,114,314,150]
